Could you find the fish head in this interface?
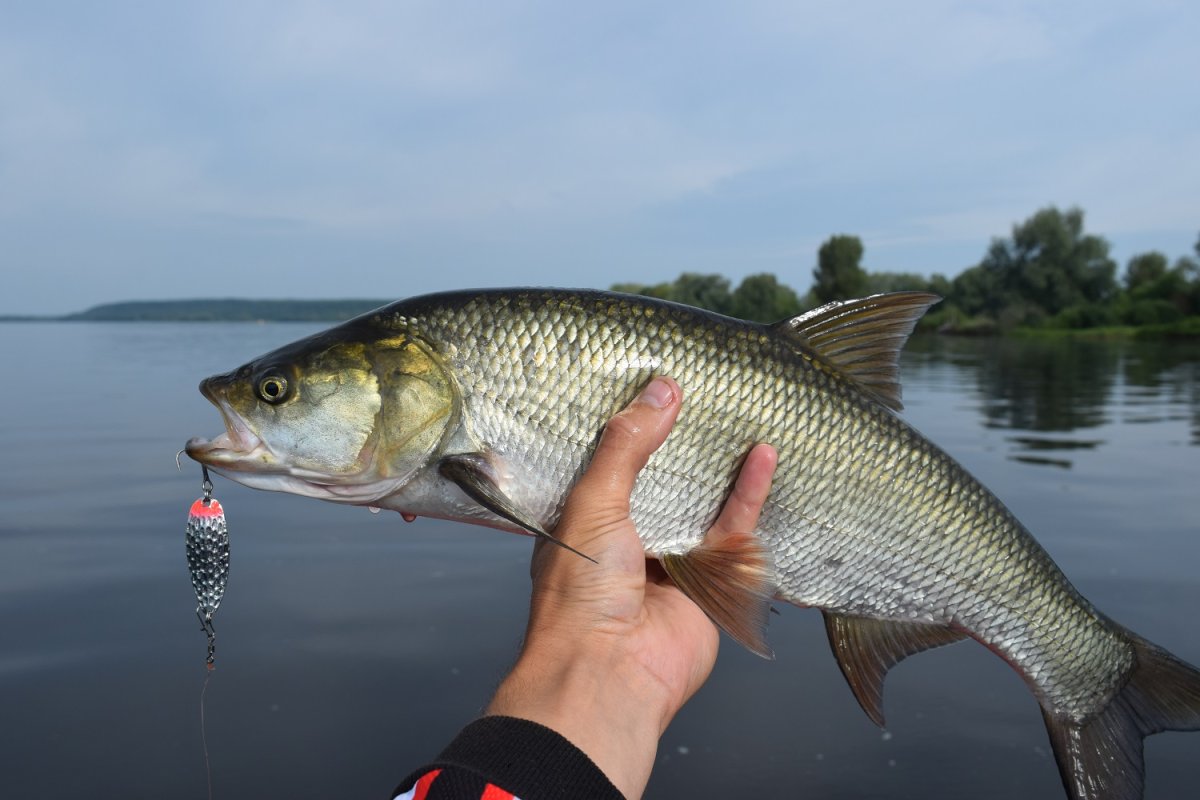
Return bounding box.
[185,322,458,505]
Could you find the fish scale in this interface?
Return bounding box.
[187,288,1200,799]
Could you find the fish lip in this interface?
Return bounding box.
[184,398,269,469]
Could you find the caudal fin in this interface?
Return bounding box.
[1042,632,1200,800]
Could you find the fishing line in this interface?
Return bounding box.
[200,667,214,800]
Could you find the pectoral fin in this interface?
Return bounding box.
[438,453,596,563]
[823,612,965,727]
[661,533,777,659]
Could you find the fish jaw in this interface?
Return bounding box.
[186,380,271,469]
[186,375,281,472]
[185,427,407,504]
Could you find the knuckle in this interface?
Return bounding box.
[602,411,641,445]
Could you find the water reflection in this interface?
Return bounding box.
[1006,436,1102,469]
[904,336,1200,467]
[3,324,1199,800]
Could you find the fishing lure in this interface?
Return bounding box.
[185,464,229,668]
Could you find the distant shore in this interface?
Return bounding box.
[4,295,1198,338]
[0,299,393,323]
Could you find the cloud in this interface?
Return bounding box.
[1,0,1197,312]
[218,1,514,96]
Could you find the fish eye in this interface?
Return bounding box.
[258,375,289,404]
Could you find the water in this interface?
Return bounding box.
[1,323,1198,799]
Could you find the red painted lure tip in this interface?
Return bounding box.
[188,498,225,518]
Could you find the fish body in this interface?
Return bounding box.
[186,288,1200,799]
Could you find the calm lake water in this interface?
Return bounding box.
[2,322,1198,799]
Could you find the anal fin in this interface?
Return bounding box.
[661,533,777,659]
[823,612,965,727]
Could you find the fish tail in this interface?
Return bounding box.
[1042,631,1200,800]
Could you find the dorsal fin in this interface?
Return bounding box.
[774,292,940,411]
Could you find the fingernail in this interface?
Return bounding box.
[640,378,674,409]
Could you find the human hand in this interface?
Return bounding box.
[485,377,778,799]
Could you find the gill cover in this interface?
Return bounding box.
[366,335,458,485]
[247,341,383,474]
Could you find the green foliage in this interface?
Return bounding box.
[613,273,733,314]
[729,273,803,322]
[865,271,933,294]
[1121,299,1184,326]
[812,235,868,303]
[670,273,734,315]
[614,272,800,321]
[1184,256,1200,316]
[614,219,1198,336]
[1135,315,1200,339]
[1124,251,1168,291]
[1052,303,1118,329]
[964,207,1117,327]
[1119,250,1197,318]
[950,264,1000,320]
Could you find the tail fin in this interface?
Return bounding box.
[1042,633,1200,800]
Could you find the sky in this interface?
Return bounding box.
[2,1,1198,316]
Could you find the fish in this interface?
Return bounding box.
[184,288,1200,799]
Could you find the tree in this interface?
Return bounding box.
[812,235,868,303]
[610,273,733,313]
[951,263,1002,318]
[668,273,733,314]
[1124,251,1168,292]
[865,271,934,295]
[971,206,1117,326]
[730,273,803,322]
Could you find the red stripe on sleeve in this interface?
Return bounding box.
[480,783,516,800]
[412,769,441,800]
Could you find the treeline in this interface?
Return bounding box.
[614,206,1200,335]
[64,298,391,322]
[612,272,806,323]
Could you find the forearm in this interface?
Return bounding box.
[485,638,673,800]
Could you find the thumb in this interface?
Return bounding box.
[550,377,681,556]
[573,377,681,510]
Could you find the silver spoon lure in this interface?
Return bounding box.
[185,463,229,669]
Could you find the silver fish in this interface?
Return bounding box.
[185,289,1200,799]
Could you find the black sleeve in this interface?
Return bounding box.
[392,715,625,800]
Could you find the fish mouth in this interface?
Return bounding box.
[185,420,397,503]
[184,399,269,470]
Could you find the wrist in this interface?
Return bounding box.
[486,639,670,799]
